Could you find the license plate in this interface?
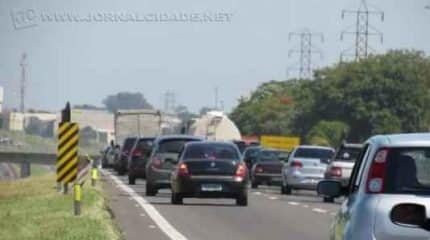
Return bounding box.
[201,184,222,192]
[272,177,282,182]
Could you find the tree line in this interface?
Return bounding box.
[229,50,430,147]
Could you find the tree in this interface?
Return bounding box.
[199,107,214,116]
[74,104,104,110]
[102,92,153,113]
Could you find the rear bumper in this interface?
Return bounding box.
[173,175,247,198]
[253,173,283,185]
[285,173,324,190]
[147,168,172,189]
[324,176,349,187]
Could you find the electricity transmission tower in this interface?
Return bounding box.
[287,29,324,80]
[163,90,176,113]
[340,0,384,61]
[19,53,27,113]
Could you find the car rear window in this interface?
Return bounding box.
[122,138,137,151]
[137,138,154,152]
[384,148,430,195]
[259,150,281,162]
[183,144,239,160]
[244,148,260,159]
[158,139,199,154]
[335,147,362,162]
[294,148,334,159]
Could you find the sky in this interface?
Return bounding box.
[0,0,429,113]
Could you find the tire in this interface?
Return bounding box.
[323,197,335,203]
[128,176,135,185]
[236,194,248,206]
[171,192,183,205]
[251,182,258,189]
[145,182,157,196]
[281,184,292,195]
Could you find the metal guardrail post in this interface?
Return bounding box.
[74,183,81,216]
[20,160,31,178]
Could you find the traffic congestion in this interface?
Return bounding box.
[100,126,430,239]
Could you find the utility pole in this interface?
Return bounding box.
[214,87,219,110]
[163,90,176,113]
[287,29,324,80]
[340,0,384,61]
[19,53,27,113]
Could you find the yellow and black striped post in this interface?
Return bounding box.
[57,122,79,193]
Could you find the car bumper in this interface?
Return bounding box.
[253,173,283,185]
[285,174,324,190]
[173,175,247,198]
[324,176,349,187]
[147,168,172,189]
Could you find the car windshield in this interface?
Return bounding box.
[294,148,333,159]
[384,148,430,195]
[158,139,199,154]
[259,150,281,162]
[335,147,362,161]
[183,143,239,160]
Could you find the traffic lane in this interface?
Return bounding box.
[102,175,170,240]
[250,185,342,214]
[123,179,335,240]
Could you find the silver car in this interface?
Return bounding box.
[318,133,430,240]
[281,145,335,194]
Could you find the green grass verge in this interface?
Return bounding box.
[0,174,121,240]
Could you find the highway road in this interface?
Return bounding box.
[102,169,341,240]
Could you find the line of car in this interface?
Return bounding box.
[102,133,430,239]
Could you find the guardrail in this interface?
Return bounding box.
[0,151,99,178]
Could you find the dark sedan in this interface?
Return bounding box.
[251,149,289,188]
[128,137,155,184]
[170,142,248,206]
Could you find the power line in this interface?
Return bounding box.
[340,0,384,62]
[287,29,324,80]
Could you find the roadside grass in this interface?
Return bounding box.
[0,174,120,240]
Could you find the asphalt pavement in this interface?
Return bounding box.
[102,169,341,240]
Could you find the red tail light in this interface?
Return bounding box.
[132,149,142,157]
[177,162,190,177]
[291,160,303,168]
[255,165,264,173]
[236,163,247,178]
[329,166,342,177]
[366,148,388,193]
[151,157,162,169]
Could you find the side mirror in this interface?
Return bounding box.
[390,204,430,231]
[317,180,342,198]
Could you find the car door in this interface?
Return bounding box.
[332,143,371,240]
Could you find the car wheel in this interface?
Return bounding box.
[323,197,335,203]
[236,194,248,206]
[251,182,258,189]
[171,192,183,205]
[145,182,157,196]
[128,176,136,185]
[281,184,292,195]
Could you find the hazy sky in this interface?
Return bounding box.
[0,0,429,113]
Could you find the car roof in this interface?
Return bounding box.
[185,141,236,147]
[367,133,430,148]
[154,135,204,144]
[295,145,335,151]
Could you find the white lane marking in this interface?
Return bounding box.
[135,204,140,208]
[269,196,279,200]
[140,213,146,217]
[103,170,188,240]
[302,205,309,208]
[312,208,328,214]
[149,225,157,229]
[287,201,300,206]
[253,192,262,195]
[330,212,336,216]
[129,197,134,200]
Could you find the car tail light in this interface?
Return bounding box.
[329,166,342,177]
[291,160,303,168]
[235,163,247,181]
[132,149,142,157]
[255,165,264,173]
[177,162,190,177]
[151,157,162,169]
[366,148,388,193]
